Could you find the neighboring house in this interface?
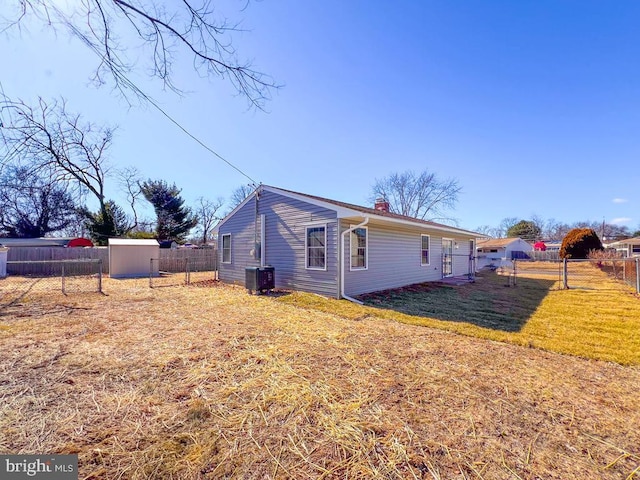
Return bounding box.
[0,237,72,247]
[607,237,640,257]
[544,241,562,252]
[215,185,480,300]
[0,237,94,248]
[476,237,533,269]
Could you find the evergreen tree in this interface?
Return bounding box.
[140,180,198,242]
[506,220,542,242]
[79,201,130,245]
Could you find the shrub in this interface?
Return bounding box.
[560,228,603,259]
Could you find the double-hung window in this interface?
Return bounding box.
[221,234,231,263]
[421,234,430,266]
[350,227,368,270]
[306,226,326,270]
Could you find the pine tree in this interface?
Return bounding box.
[140,180,198,242]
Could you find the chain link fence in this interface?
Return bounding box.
[1,259,103,304]
[500,258,640,293]
[149,257,217,288]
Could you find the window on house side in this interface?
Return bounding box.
[351,227,367,269]
[421,234,430,265]
[306,226,326,269]
[221,234,231,263]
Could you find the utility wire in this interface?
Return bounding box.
[55,10,260,187]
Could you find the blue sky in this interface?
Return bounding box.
[1,1,639,232]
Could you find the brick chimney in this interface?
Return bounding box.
[374,197,390,213]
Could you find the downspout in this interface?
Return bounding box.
[340,216,369,304]
[260,214,266,267]
[252,185,262,263]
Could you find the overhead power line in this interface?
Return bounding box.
[48,11,260,187]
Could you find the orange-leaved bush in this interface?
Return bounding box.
[560,228,603,259]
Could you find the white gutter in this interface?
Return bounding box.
[340,216,369,304]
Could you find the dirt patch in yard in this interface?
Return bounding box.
[0,279,639,479]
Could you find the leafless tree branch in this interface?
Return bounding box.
[194,196,224,244]
[5,1,279,108]
[0,95,113,216]
[370,170,462,222]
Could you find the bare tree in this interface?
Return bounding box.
[5,1,278,107]
[229,184,255,208]
[370,170,461,222]
[474,225,502,238]
[194,196,224,244]
[496,217,519,238]
[1,96,112,213]
[117,166,144,229]
[543,218,571,241]
[0,165,76,237]
[0,95,130,243]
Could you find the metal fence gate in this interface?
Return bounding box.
[149,257,217,288]
[2,259,103,295]
[505,258,640,293]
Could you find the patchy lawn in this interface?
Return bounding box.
[0,278,639,479]
[277,269,640,365]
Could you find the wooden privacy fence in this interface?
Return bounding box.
[7,247,109,274]
[6,246,218,276]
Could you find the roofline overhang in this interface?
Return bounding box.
[264,186,481,237]
[213,185,481,238]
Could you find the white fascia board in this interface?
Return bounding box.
[361,215,481,238]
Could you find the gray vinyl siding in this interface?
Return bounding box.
[218,190,339,297]
[217,198,261,285]
[342,221,475,296]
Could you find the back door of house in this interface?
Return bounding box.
[442,238,453,277]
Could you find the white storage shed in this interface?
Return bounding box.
[0,246,8,278]
[108,239,160,278]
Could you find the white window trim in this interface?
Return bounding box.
[421,234,430,266]
[349,225,368,271]
[305,224,327,271]
[221,233,232,264]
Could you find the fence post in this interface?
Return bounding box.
[61,262,66,294]
[98,259,103,293]
[149,258,153,288]
[186,258,190,285]
[636,258,639,294]
[562,258,568,289]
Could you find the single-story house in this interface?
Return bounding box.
[607,237,640,257]
[476,237,533,269]
[543,241,562,252]
[215,185,481,300]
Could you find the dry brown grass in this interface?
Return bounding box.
[1,278,639,479]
